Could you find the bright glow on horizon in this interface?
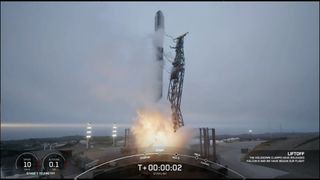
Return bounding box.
[1,123,131,128]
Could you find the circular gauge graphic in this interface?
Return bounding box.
[42,152,66,172]
[15,152,39,172]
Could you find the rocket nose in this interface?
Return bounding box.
[155,10,164,30]
[156,10,163,16]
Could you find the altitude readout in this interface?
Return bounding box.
[42,153,66,171]
[138,163,182,172]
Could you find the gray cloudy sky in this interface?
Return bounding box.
[1,2,319,138]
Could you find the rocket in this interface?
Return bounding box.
[155,10,164,31]
[154,10,165,102]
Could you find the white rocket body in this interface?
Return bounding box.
[153,10,165,102]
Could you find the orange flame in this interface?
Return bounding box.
[131,109,187,149]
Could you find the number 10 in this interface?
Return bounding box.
[23,161,31,168]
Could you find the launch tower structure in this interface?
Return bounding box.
[168,32,188,132]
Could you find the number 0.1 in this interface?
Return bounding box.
[49,161,59,168]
